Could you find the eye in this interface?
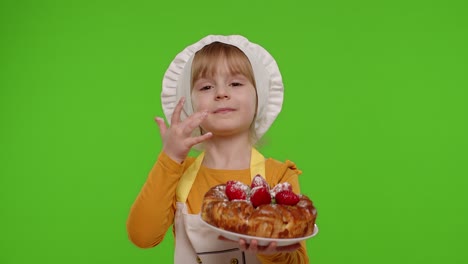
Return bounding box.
[230,82,243,87]
[200,85,213,91]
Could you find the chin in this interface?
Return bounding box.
[208,127,250,137]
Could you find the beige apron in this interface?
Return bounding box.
[174,149,265,264]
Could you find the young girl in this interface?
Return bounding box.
[127,35,311,263]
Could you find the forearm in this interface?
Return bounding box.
[257,242,309,264]
[126,151,185,248]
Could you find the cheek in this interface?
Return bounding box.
[191,93,202,112]
[191,100,198,112]
[249,97,257,114]
[249,90,258,116]
[192,96,213,114]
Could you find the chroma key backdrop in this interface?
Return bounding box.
[1,0,467,263]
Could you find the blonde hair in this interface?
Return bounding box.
[191,42,256,89]
[190,42,259,144]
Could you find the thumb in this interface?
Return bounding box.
[154,117,167,138]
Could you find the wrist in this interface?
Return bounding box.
[161,149,185,164]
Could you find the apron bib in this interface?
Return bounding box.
[174,149,264,264]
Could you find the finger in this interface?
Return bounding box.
[186,132,213,148]
[264,241,277,252]
[238,239,248,251]
[182,110,209,135]
[248,239,258,252]
[154,117,167,138]
[171,97,185,125]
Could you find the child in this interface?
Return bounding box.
[127,35,310,263]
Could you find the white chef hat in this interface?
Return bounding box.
[161,35,284,147]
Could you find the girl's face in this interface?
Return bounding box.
[191,59,257,138]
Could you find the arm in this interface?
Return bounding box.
[127,97,212,248]
[126,152,186,248]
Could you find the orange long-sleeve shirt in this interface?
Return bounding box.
[127,151,310,263]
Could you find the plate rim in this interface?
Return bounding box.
[198,214,318,246]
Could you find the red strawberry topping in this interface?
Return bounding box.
[275,190,300,206]
[225,180,248,201]
[271,182,293,196]
[250,186,272,208]
[251,174,269,190]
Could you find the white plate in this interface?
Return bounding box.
[199,215,319,246]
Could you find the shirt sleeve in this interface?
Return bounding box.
[126,151,189,248]
[258,159,310,263]
[257,241,309,264]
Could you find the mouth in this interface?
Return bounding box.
[213,107,236,114]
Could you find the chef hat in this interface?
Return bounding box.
[161,35,284,147]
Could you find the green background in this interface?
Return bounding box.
[1,0,467,263]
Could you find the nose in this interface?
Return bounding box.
[215,86,230,100]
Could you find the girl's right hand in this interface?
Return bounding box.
[154,97,213,163]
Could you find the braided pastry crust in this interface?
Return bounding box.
[201,184,317,239]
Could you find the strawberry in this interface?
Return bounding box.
[251,174,269,190]
[270,182,293,196]
[250,186,271,207]
[275,190,300,206]
[225,180,248,201]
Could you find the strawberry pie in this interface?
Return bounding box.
[201,175,317,239]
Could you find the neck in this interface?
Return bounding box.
[202,134,253,170]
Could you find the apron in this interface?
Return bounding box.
[174,148,264,264]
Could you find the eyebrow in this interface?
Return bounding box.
[195,73,247,81]
[230,73,248,79]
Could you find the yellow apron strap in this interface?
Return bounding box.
[250,148,265,180]
[176,148,265,203]
[176,152,205,203]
